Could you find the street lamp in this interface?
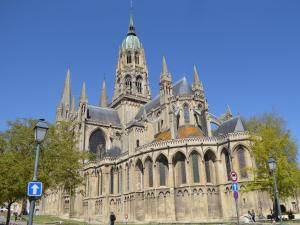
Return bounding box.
[268,157,282,224]
[28,119,48,225]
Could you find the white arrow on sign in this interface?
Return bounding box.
[31,184,39,195]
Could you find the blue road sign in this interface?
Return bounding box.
[232,183,239,191]
[27,182,43,197]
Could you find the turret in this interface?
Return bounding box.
[159,56,173,105]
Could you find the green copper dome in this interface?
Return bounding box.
[122,35,142,49]
[121,14,142,50]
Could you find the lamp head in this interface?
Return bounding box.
[268,157,276,172]
[34,119,49,143]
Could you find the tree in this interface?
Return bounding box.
[0,119,86,225]
[245,113,300,214]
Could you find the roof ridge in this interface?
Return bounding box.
[88,105,117,112]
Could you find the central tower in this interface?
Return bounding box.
[111,15,151,124]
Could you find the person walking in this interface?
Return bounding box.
[251,209,256,222]
[110,212,116,225]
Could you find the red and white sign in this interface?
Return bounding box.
[230,171,238,182]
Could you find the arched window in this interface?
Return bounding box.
[204,150,216,184]
[110,168,114,194]
[125,75,132,90]
[136,139,140,147]
[89,129,106,159]
[145,158,153,188]
[136,76,142,93]
[238,147,248,178]
[136,159,143,191]
[184,104,190,123]
[157,154,168,186]
[191,151,200,183]
[127,52,132,64]
[173,152,187,185]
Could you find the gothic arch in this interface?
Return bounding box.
[172,151,187,186]
[204,149,217,184]
[125,74,132,90]
[89,128,106,159]
[170,149,186,160]
[188,148,203,159]
[189,150,201,183]
[156,153,169,187]
[135,159,144,191]
[183,103,190,124]
[220,148,232,182]
[232,145,250,179]
[136,75,143,93]
[154,152,169,164]
[144,156,154,188]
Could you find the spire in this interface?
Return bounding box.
[100,79,109,107]
[162,56,168,74]
[192,64,204,91]
[127,14,136,36]
[80,82,87,102]
[60,67,71,106]
[160,56,171,82]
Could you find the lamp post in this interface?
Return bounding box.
[28,119,48,225]
[268,157,282,224]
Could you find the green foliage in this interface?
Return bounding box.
[245,112,300,199]
[0,119,87,217]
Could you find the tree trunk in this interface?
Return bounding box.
[6,202,12,225]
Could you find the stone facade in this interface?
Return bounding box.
[40,14,298,223]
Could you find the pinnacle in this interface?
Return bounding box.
[80,82,87,102]
[162,56,168,74]
[100,79,109,107]
[193,64,200,84]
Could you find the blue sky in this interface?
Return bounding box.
[0,0,299,150]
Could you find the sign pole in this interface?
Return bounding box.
[28,143,41,225]
[235,196,240,225]
[230,171,240,225]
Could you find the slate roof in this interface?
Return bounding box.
[215,116,245,135]
[87,105,121,127]
[134,77,194,120]
[172,76,194,96]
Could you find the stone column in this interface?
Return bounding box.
[200,159,206,184]
[168,163,176,221]
[114,168,118,194]
[153,163,158,188]
[185,160,192,185]
[215,159,222,185]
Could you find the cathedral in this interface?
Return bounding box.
[40,14,274,222]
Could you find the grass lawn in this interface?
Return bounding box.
[23,215,90,225]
